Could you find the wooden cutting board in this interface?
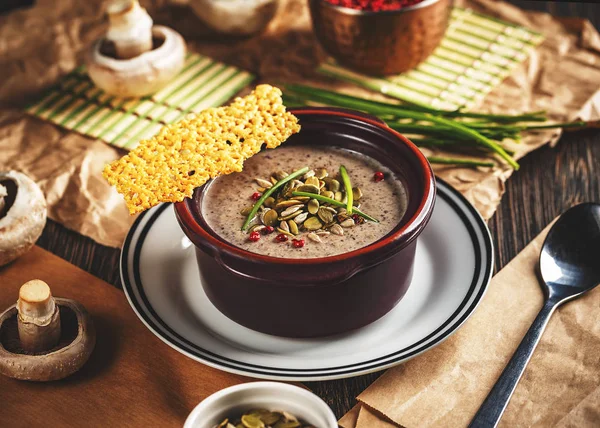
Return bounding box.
[0,247,252,427]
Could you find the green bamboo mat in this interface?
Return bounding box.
[25,53,255,150]
[318,7,544,110]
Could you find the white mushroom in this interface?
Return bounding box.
[86,0,187,98]
[106,0,153,59]
[188,0,279,36]
[17,280,61,353]
[0,171,47,267]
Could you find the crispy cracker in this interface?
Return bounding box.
[103,85,300,214]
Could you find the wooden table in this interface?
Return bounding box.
[26,0,600,420]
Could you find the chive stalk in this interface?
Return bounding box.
[284,84,519,169]
[339,165,353,214]
[241,167,309,231]
[292,191,379,223]
[427,157,495,167]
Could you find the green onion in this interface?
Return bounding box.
[339,165,353,214]
[427,157,495,167]
[283,84,520,169]
[291,191,379,223]
[241,167,309,231]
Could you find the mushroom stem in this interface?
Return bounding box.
[106,0,153,59]
[17,280,61,353]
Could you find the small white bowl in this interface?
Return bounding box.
[184,382,338,428]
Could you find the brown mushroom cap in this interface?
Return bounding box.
[0,298,96,382]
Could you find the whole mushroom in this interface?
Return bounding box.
[86,0,187,98]
[0,171,47,267]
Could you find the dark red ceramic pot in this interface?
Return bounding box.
[175,108,436,338]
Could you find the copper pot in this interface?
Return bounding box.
[309,0,452,75]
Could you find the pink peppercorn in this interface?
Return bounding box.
[292,239,305,248]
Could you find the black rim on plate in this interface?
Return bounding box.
[120,179,493,379]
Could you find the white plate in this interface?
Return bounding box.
[121,179,493,381]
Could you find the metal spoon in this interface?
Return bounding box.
[469,203,600,428]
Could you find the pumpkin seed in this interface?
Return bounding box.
[352,186,363,200]
[270,176,278,185]
[315,168,328,179]
[322,206,337,214]
[250,225,266,233]
[302,170,315,179]
[294,212,308,224]
[256,187,266,193]
[279,211,303,221]
[273,422,299,428]
[337,213,350,223]
[307,199,319,214]
[281,412,298,422]
[258,411,281,425]
[317,207,334,223]
[262,209,278,226]
[215,408,311,428]
[303,216,323,231]
[279,220,290,232]
[334,191,343,202]
[340,218,355,228]
[288,220,299,235]
[330,224,344,236]
[291,179,304,188]
[337,207,347,215]
[276,200,303,209]
[305,176,320,187]
[255,178,273,188]
[307,232,322,243]
[296,184,320,194]
[316,230,330,236]
[241,414,264,428]
[276,228,294,237]
[290,196,310,202]
[321,190,334,199]
[281,205,303,217]
[263,197,276,208]
[240,206,253,216]
[324,178,340,192]
[274,170,289,180]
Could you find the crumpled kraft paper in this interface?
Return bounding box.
[338,218,600,428]
[1,0,599,247]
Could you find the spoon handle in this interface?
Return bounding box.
[469,299,558,428]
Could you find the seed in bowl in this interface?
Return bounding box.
[214,408,316,428]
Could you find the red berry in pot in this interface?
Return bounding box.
[251,192,261,201]
[374,171,385,182]
[292,239,305,248]
[264,226,275,234]
[275,233,288,242]
[248,231,261,242]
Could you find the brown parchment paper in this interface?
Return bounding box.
[338,218,600,428]
[1,0,599,247]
